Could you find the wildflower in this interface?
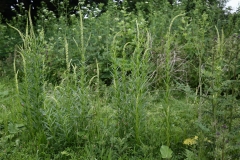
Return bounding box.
[204,137,212,143]
[183,136,198,145]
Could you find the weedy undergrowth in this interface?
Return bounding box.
[2,0,240,159]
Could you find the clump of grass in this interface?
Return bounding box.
[110,19,152,153]
[9,11,46,139]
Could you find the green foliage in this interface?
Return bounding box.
[160,145,173,159]
[0,0,240,159]
[110,19,151,147]
[9,12,47,139]
[185,149,197,160]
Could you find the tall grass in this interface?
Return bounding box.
[1,1,240,159]
[163,13,185,148]
[9,12,46,139]
[111,19,151,150]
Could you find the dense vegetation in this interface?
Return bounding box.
[0,0,240,159]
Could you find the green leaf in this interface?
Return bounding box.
[160,145,173,159]
[61,151,71,156]
[8,123,18,134]
[0,90,9,97]
[196,122,210,132]
[8,123,24,134]
[185,149,196,160]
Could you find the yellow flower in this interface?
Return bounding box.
[183,136,198,145]
[204,137,212,143]
[194,136,198,140]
